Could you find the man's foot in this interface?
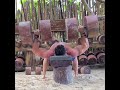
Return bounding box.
[42,76,47,79]
[74,73,78,78]
[42,77,46,79]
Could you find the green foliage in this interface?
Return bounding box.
[19,0,27,4]
[68,0,73,5]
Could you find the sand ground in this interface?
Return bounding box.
[15,68,105,90]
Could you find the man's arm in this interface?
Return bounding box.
[65,26,89,57]
[32,39,46,58]
[74,36,89,55]
[32,37,54,58]
[74,26,89,55]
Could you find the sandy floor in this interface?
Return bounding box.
[15,68,105,90]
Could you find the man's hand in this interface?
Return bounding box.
[78,25,84,33]
[33,30,40,42]
[34,35,39,39]
[78,25,88,37]
[34,29,40,35]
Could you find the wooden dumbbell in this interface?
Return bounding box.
[78,66,91,74]
[35,66,41,75]
[39,20,52,43]
[96,52,105,64]
[78,54,88,66]
[97,34,105,44]
[25,67,31,75]
[78,66,83,74]
[15,58,25,72]
[87,53,97,65]
[65,18,79,43]
[18,21,33,47]
[84,15,99,38]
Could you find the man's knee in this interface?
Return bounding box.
[43,58,49,64]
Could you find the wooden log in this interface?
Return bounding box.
[53,65,73,84]
[50,56,74,84]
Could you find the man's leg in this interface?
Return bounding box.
[72,57,78,77]
[42,58,49,79]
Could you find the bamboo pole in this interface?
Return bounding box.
[81,2,84,25]
[65,0,67,18]
[81,0,94,15]
[15,0,17,22]
[43,0,47,19]
[38,0,41,20]
[54,0,57,20]
[21,0,27,21]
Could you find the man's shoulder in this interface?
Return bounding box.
[66,48,78,57]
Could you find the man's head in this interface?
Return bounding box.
[55,45,66,56]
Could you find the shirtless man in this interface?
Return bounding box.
[32,26,89,79]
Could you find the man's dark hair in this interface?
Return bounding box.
[55,45,66,55]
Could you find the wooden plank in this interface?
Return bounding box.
[51,19,65,31]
